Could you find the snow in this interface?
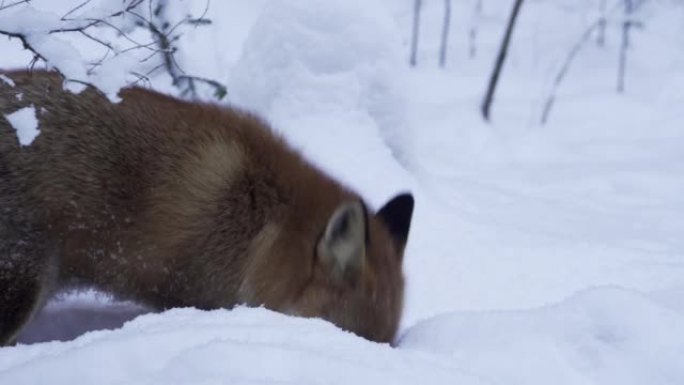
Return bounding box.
[227,0,413,204]
[3,0,684,384]
[10,289,684,385]
[4,106,40,146]
[6,307,485,385]
[0,1,164,100]
[400,287,684,385]
[0,74,15,86]
[0,6,88,93]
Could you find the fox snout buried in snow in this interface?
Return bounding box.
[0,70,414,345]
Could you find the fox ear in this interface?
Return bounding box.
[377,193,414,254]
[317,200,366,285]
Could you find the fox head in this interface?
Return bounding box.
[241,193,414,344]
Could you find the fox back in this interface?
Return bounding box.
[0,70,414,344]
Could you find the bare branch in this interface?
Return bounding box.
[0,0,30,12]
[128,3,226,99]
[188,0,211,28]
[78,29,116,52]
[178,75,227,100]
[62,0,144,22]
[540,21,601,125]
[130,70,152,87]
[87,46,113,73]
[60,0,94,21]
[540,1,628,125]
[0,30,47,62]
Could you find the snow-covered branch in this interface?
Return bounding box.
[0,0,225,101]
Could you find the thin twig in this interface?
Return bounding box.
[0,30,47,62]
[540,21,600,125]
[78,29,116,52]
[540,1,626,125]
[60,0,94,21]
[87,47,112,73]
[0,0,30,12]
[178,75,227,99]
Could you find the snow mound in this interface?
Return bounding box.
[228,0,412,204]
[1,307,484,385]
[228,0,402,120]
[400,287,684,385]
[7,288,681,385]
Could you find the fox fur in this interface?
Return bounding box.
[0,70,414,345]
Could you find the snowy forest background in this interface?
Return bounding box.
[1,0,684,384]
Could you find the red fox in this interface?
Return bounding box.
[0,70,413,345]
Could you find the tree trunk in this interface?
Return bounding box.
[597,0,607,47]
[481,0,525,121]
[410,0,423,67]
[617,0,633,93]
[439,0,452,68]
[469,0,483,59]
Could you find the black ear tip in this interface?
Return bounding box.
[377,192,415,247]
[387,192,414,218]
[396,193,414,212]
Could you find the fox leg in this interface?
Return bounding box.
[0,221,57,346]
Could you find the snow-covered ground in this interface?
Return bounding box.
[2,0,684,383]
